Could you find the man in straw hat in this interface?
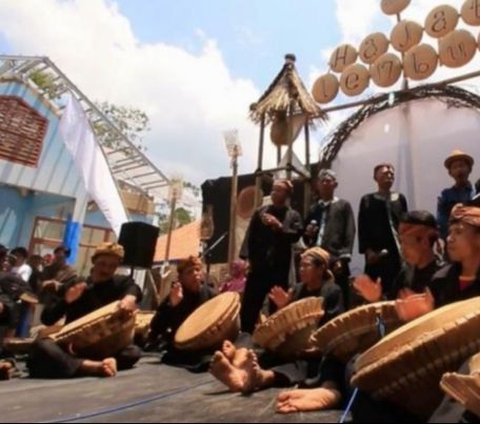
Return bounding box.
[210,247,345,414]
[239,179,303,333]
[27,242,142,379]
[429,203,480,307]
[147,255,216,372]
[438,150,476,240]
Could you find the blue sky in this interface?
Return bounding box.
[114,0,340,89]
[1,0,464,185]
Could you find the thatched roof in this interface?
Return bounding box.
[250,54,326,124]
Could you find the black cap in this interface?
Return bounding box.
[54,245,71,258]
[401,210,438,230]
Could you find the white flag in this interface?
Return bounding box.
[59,93,128,236]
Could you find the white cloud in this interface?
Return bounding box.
[0,0,277,185]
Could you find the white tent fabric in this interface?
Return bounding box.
[330,98,480,274]
[59,93,128,236]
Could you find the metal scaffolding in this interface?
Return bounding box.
[0,54,171,202]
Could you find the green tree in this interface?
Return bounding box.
[29,69,66,100]
[158,207,195,234]
[94,101,150,153]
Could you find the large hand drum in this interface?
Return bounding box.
[174,292,240,351]
[51,301,135,360]
[352,297,480,420]
[253,297,324,359]
[441,352,480,418]
[309,301,402,363]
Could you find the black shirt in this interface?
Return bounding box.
[304,199,356,259]
[388,260,444,300]
[429,263,480,308]
[149,283,216,342]
[358,192,408,255]
[240,205,303,281]
[291,280,344,326]
[41,275,142,326]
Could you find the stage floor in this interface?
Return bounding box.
[0,356,348,423]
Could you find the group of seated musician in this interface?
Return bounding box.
[0,155,480,423]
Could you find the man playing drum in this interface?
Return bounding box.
[27,242,141,379]
[148,255,216,371]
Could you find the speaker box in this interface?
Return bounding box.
[118,222,160,268]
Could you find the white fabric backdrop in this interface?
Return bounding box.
[330,98,480,274]
[60,93,128,236]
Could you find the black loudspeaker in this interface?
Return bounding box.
[118,222,160,269]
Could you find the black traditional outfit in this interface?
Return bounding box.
[304,198,356,307]
[358,192,408,295]
[149,283,216,372]
[240,204,303,333]
[28,275,142,379]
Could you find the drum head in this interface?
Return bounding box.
[174,292,240,348]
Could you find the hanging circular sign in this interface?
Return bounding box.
[439,29,477,68]
[461,0,480,26]
[403,44,438,80]
[381,0,411,16]
[329,44,358,73]
[340,64,370,97]
[390,20,424,53]
[312,74,339,104]
[425,5,459,38]
[370,53,403,88]
[359,32,390,65]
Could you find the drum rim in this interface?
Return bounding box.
[174,292,240,347]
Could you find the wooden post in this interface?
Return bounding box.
[228,149,239,266]
[304,122,312,214]
[164,195,177,262]
[286,104,294,181]
[254,115,266,209]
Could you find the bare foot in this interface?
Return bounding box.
[80,358,117,378]
[276,388,341,414]
[221,340,236,362]
[0,361,13,380]
[209,351,246,392]
[241,350,275,393]
[232,347,250,368]
[102,358,117,377]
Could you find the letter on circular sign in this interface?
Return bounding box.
[425,5,459,38]
[370,53,403,88]
[403,44,438,80]
[312,74,340,104]
[329,44,358,73]
[381,0,411,16]
[461,0,480,26]
[340,64,370,97]
[359,33,390,65]
[439,29,477,68]
[391,20,424,53]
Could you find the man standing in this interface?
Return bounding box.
[358,163,408,296]
[304,170,355,308]
[239,180,303,333]
[437,150,476,239]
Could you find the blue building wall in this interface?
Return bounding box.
[0,78,155,262]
